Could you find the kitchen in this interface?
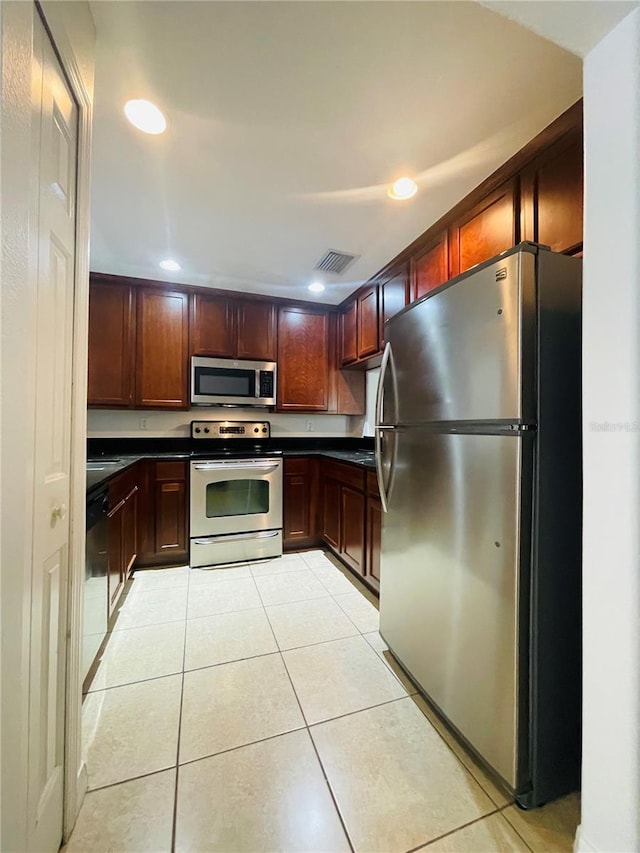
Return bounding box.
[2,1,636,845]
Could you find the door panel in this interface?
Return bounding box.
[385,251,535,424]
[341,486,365,575]
[236,300,277,361]
[379,428,527,787]
[28,21,78,851]
[136,288,189,408]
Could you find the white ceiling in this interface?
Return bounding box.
[89,1,583,305]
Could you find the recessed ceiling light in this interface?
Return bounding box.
[159,259,181,272]
[388,177,418,201]
[308,282,325,294]
[124,99,167,135]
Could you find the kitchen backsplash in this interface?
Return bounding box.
[87,409,363,438]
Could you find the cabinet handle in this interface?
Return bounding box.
[107,497,126,518]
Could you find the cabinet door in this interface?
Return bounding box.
[449,180,517,276]
[412,231,448,300]
[341,486,365,575]
[236,300,277,361]
[340,300,357,366]
[366,495,382,591]
[521,136,583,255]
[380,264,409,347]
[87,281,135,407]
[154,461,188,557]
[155,481,187,555]
[357,285,379,359]
[136,288,189,409]
[191,292,235,357]
[322,477,341,551]
[277,306,330,411]
[283,458,318,549]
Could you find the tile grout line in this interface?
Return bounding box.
[252,570,355,853]
[85,765,179,796]
[258,571,357,853]
[497,804,537,853]
[170,570,191,853]
[403,804,505,853]
[409,693,514,812]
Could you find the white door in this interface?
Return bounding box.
[26,15,79,852]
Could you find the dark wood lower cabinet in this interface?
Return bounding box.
[322,477,341,551]
[341,486,365,575]
[365,494,382,592]
[317,459,381,593]
[136,459,189,567]
[108,469,139,614]
[283,458,319,549]
[155,480,187,555]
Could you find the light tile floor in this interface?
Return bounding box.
[67,550,580,852]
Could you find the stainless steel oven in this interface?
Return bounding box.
[189,420,283,567]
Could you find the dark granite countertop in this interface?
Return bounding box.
[87,438,375,494]
[86,452,190,494]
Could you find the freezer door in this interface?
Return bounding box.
[385,251,535,424]
[379,428,530,789]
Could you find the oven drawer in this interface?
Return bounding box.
[190,530,282,568]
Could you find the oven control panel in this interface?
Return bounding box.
[191,420,271,439]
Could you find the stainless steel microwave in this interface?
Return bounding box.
[191,357,277,407]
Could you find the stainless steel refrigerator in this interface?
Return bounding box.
[375,243,581,808]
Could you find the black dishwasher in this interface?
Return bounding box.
[83,486,109,686]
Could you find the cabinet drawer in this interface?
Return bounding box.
[155,461,187,481]
[366,469,379,497]
[284,457,313,475]
[323,459,365,491]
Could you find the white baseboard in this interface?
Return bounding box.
[574,824,599,853]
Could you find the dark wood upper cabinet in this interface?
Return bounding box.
[340,300,357,366]
[411,231,449,301]
[236,300,277,361]
[521,135,583,255]
[190,293,235,357]
[192,293,276,361]
[277,306,329,411]
[449,180,517,277]
[87,280,135,407]
[357,285,379,358]
[379,263,409,348]
[135,288,189,409]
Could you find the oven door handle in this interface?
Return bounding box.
[193,461,280,472]
[192,531,281,545]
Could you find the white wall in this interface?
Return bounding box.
[579,8,640,852]
[88,409,361,439]
[362,368,381,437]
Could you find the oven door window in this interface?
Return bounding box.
[195,367,256,399]
[206,479,270,518]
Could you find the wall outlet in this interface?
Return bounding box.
[140,418,149,430]
[306,420,314,432]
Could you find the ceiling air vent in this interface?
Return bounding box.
[314,249,358,276]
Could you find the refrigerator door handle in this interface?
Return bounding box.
[375,342,397,428]
[375,428,389,513]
